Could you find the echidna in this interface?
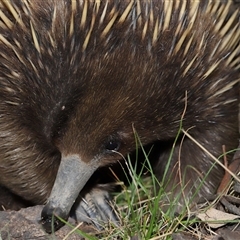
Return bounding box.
[0,0,239,233]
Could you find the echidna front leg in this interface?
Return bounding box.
[71,187,119,230]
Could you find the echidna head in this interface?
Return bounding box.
[41,47,168,232]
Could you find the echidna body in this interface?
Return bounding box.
[0,0,239,232]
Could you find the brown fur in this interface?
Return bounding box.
[0,0,239,225]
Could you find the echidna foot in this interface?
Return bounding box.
[71,187,120,230]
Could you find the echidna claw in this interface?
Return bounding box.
[71,187,120,230]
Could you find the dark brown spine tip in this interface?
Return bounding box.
[41,205,69,233]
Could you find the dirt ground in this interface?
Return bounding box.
[0,204,239,240]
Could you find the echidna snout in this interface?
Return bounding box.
[41,155,98,232]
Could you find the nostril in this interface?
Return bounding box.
[41,205,69,233]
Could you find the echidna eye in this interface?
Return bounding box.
[105,140,121,152]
